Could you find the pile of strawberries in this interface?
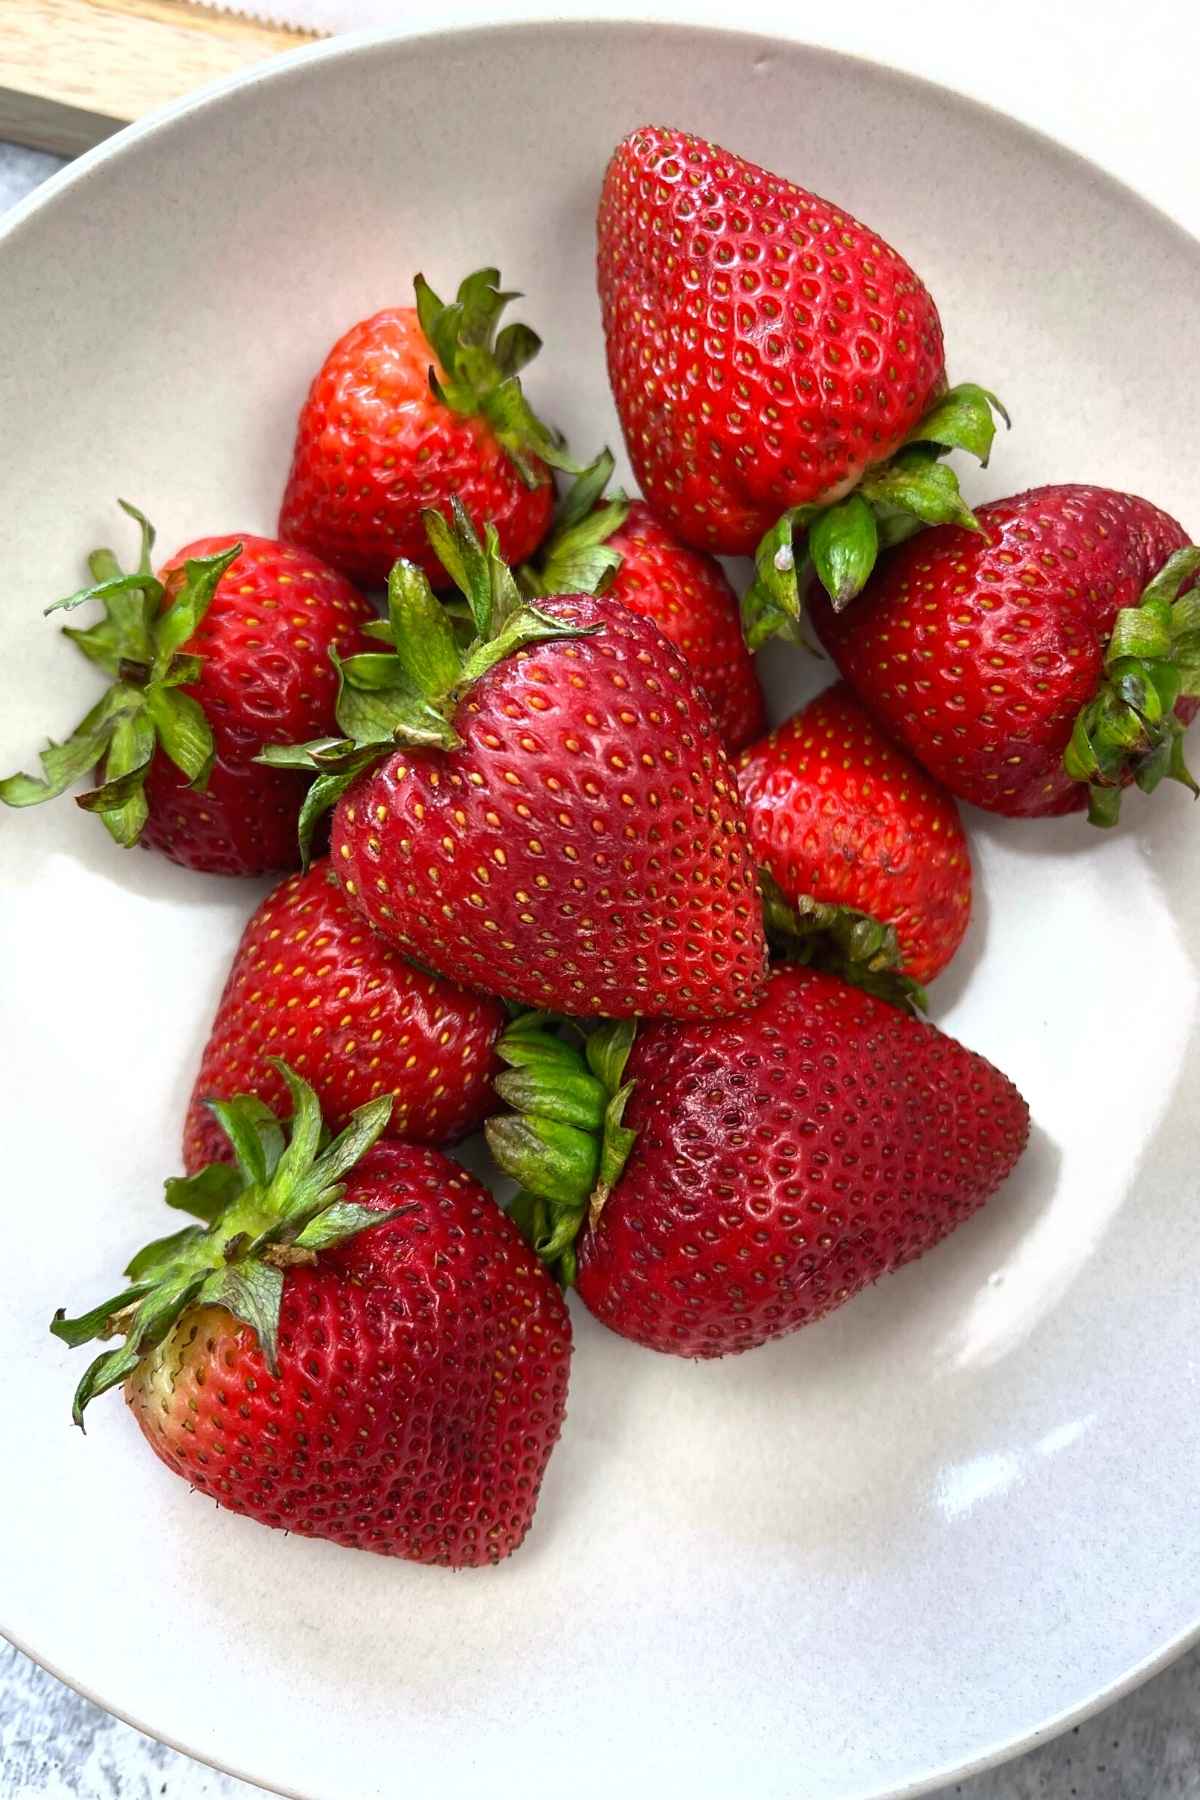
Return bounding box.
[13,126,1197,1569]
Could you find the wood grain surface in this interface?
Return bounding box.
[0,0,316,156]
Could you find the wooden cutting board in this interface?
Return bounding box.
[0,0,318,157]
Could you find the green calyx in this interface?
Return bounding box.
[51,1062,400,1427]
[517,448,632,598]
[741,383,1010,649]
[415,267,580,486]
[258,497,593,864]
[1063,546,1200,827]
[761,873,926,1012]
[484,1015,638,1286]
[0,502,241,846]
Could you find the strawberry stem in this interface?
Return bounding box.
[485,1017,638,1286]
[50,1064,402,1426]
[1064,545,1200,826]
[760,875,927,1013]
[517,449,631,599]
[741,383,1009,648]
[258,499,595,866]
[0,505,239,846]
[414,267,581,486]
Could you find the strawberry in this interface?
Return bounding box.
[183,860,505,1172]
[596,125,1006,640]
[735,681,971,994]
[0,506,375,874]
[265,501,767,1020]
[487,969,1028,1358]
[813,485,1200,826]
[279,268,573,589]
[53,1065,571,1567]
[520,451,766,752]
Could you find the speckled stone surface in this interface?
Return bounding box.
[2,135,1197,1800]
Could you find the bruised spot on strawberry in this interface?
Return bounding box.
[490,973,1027,1357]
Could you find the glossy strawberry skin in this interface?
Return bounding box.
[736,682,971,983]
[574,965,1028,1357]
[278,308,554,588]
[125,1145,572,1567]
[604,501,766,752]
[330,591,767,1019]
[141,536,375,875]
[183,862,504,1172]
[814,486,1199,817]
[597,125,945,556]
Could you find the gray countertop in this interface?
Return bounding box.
[2,138,1198,1800]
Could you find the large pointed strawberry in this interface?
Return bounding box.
[597,125,1007,643]
[53,1065,571,1567]
[813,485,1200,825]
[519,451,766,752]
[736,681,971,996]
[487,968,1028,1358]
[0,506,375,874]
[263,502,767,1019]
[183,859,505,1171]
[279,268,574,589]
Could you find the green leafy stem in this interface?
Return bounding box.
[0,501,239,846]
[51,1063,403,1426]
[415,267,581,486]
[484,1015,638,1286]
[517,448,631,599]
[741,383,1010,650]
[257,497,595,863]
[760,874,926,1012]
[1064,545,1200,826]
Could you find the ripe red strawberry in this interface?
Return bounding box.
[53,1066,571,1567]
[813,485,1200,825]
[487,968,1028,1358]
[597,125,1006,638]
[183,860,505,1172]
[735,681,971,992]
[266,501,767,1019]
[279,268,572,589]
[520,453,766,752]
[0,506,375,874]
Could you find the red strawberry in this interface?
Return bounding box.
[53,1067,571,1567]
[268,502,767,1019]
[183,860,505,1172]
[813,485,1200,826]
[597,125,1006,637]
[0,507,375,874]
[521,453,766,752]
[279,268,572,589]
[735,681,971,991]
[487,969,1028,1358]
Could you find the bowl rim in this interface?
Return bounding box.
[3,9,1197,260]
[2,16,1198,1800]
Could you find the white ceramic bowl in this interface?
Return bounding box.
[3,22,1199,1800]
